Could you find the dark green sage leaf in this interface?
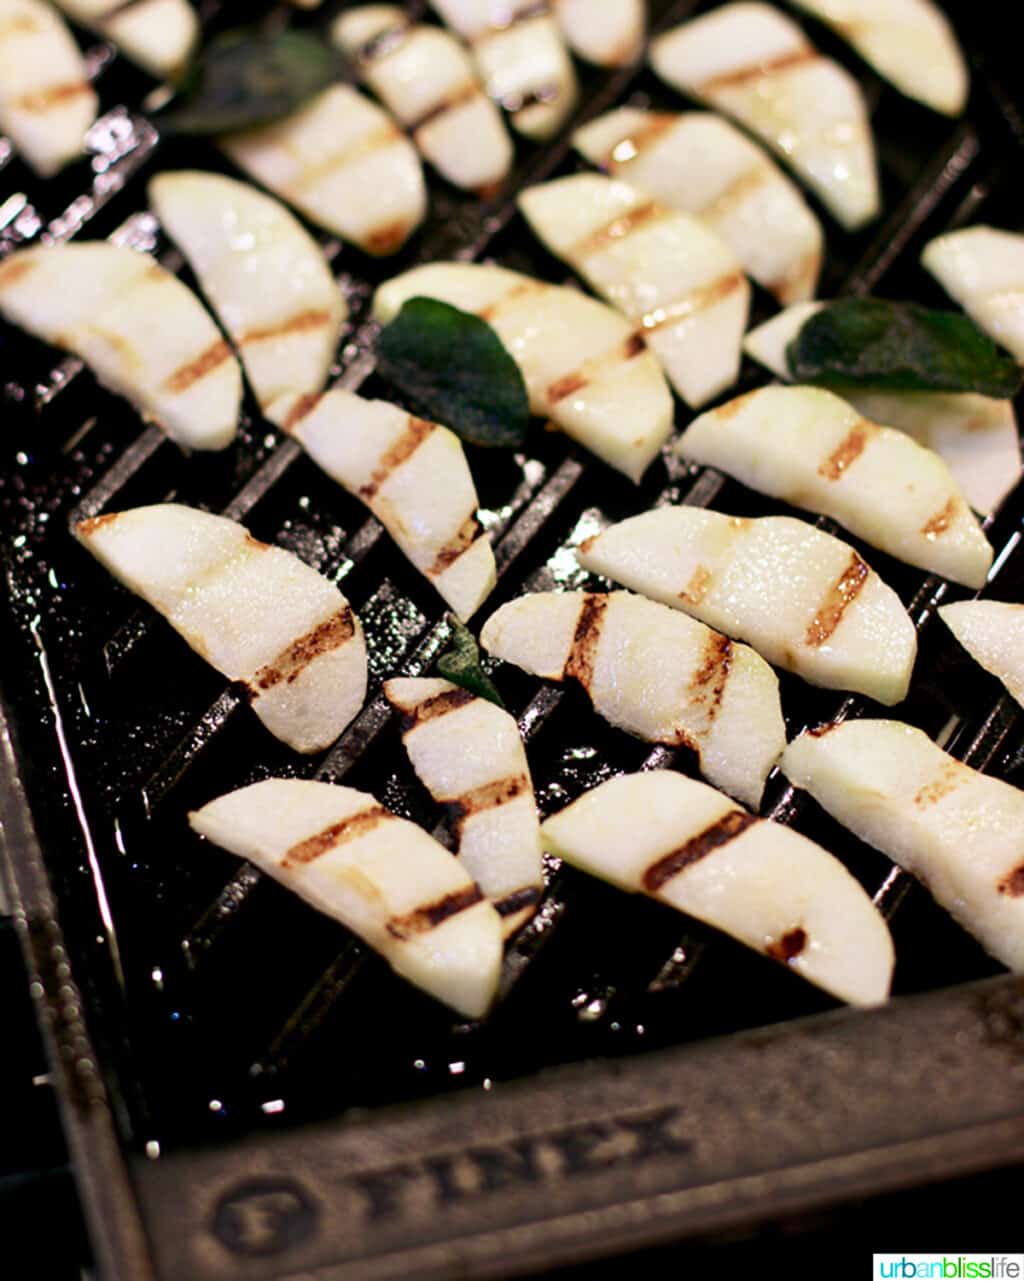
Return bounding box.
[786,298,1023,399]
[437,617,505,709]
[158,30,343,135]
[377,298,530,449]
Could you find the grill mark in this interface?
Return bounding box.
[805,554,869,647]
[446,773,530,829]
[766,927,808,964]
[477,280,545,322]
[250,606,356,694]
[386,885,485,940]
[281,393,321,434]
[547,333,646,405]
[922,498,958,539]
[295,123,405,192]
[0,258,35,290]
[680,565,713,606]
[643,809,757,892]
[15,81,93,113]
[410,81,483,135]
[698,164,770,221]
[429,514,484,578]
[564,594,607,686]
[0,14,40,37]
[494,886,543,917]
[548,370,588,403]
[282,805,388,867]
[639,272,746,334]
[819,421,878,481]
[163,340,233,395]
[358,417,434,502]
[241,309,333,346]
[365,219,414,256]
[571,201,668,260]
[714,389,758,421]
[807,721,838,738]
[688,632,733,727]
[400,688,475,731]
[998,864,1024,897]
[700,46,819,95]
[76,512,120,539]
[603,113,678,168]
[499,83,564,114]
[357,20,411,64]
[914,761,964,809]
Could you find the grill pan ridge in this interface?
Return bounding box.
[3,2,1024,1278]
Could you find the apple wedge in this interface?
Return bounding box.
[75,504,367,754]
[679,386,994,588]
[0,0,98,177]
[518,174,750,409]
[149,171,346,414]
[783,719,1024,972]
[579,509,917,705]
[221,85,427,257]
[554,0,644,66]
[373,262,674,483]
[267,390,496,621]
[55,0,198,81]
[332,6,513,195]
[0,243,242,450]
[190,779,503,1018]
[384,677,544,937]
[480,590,785,808]
[789,0,968,117]
[922,226,1024,365]
[541,770,894,1005]
[939,601,1024,710]
[428,0,577,141]
[649,2,880,231]
[743,304,1022,516]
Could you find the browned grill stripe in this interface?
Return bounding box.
[241,309,333,346]
[805,554,869,647]
[446,774,530,829]
[572,201,668,260]
[358,417,434,502]
[386,884,485,940]
[807,720,839,738]
[914,761,964,809]
[411,81,484,135]
[564,594,607,686]
[0,14,41,38]
[547,333,647,405]
[494,885,543,918]
[282,393,321,434]
[998,864,1024,897]
[688,632,733,728]
[639,272,746,335]
[365,219,415,256]
[643,809,757,892]
[698,165,770,221]
[401,688,475,731]
[922,497,959,538]
[296,123,404,192]
[163,339,233,395]
[76,513,120,539]
[766,927,808,964]
[603,113,678,169]
[548,370,588,403]
[700,47,818,95]
[428,513,484,578]
[478,280,545,322]
[251,606,356,694]
[680,565,713,606]
[0,258,35,290]
[282,805,388,867]
[819,421,877,481]
[357,20,411,64]
[16,81,93,113]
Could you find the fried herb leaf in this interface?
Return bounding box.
[377,298,529,449]
[158,30,343,135]
[786,298,1023,398]
[437,617,505,708]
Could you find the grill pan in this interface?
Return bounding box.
[4,2,1024,1278]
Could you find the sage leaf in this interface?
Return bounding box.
[437,617,505,708]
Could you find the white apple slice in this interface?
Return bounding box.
[649,2,880,231]
[783,719,1024,972]
[518,174,750,409]
[679,386,994,588]
[789,0,968,117]
[553,0,644,66]
[573,109,823,305]
[148,171,345,414]
[939,601,1024,710]
[744,304,1022,516]
[428,0,577,141]
[579,509,916,705]
[190,779,503,1018]
[384,677,544,937]
[75,504,367,754]
[332,6,513,195]
[480,590,785,808]
[922,226,1024,365]
[0,0,98,177]
[221,85,427,257]
[373,262,674,483]
[0,244,241,451]
[541,770,893,1005]
[267,390,496,622]
[55,0,198,81]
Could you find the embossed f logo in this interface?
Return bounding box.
[212,1177,319,1256]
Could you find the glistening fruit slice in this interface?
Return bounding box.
[56,0,198,80]
[922,226,1024,365]
[939,601,1024,710]
[554,0,644,66]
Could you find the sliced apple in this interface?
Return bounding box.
[939,601,1024,710]
[922,226,1024,365]
[518,174,750,409]
[55,0,198,81]
[373,262,674,483]
[579,509,916,705]
[0,243,241,451]
[573,109,823,305]
[649,2,880,231]
[332,6,513,195]
[221,85,427,257]
[190,778,503,1018]
[554,0,644,66]
[0,0,98,177]
[267,390,496,621]
[789,0,968,117]
[75,504,367,754]
[679,386,994,588]
[149,171,345,414]
[744,304,1022,516]
[480,590,785,808]
[541,770,893,1005]
[783,719,1024,972]
[428,0,577,141]
[384,676,544,937]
